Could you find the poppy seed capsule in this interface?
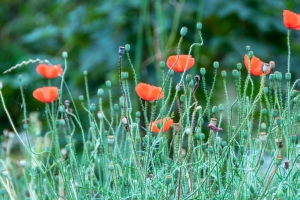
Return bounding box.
[232,69,239,78]
[136,111,141,117]
[248,51,254,59]
[269,73,274,80]
[23,123,28,130]
[259,132,266,142]
[236,63,242,70]
[62,51,68,58]
[97,111,103,120]
[160,61,165,69]
[213,61,219,69]
[292,90,298,97]
[200,68,206,75]
[180,26,188,36]
[90,103,96,112]
[105,80,111,88]
[221,70,227,77]
[119,46,125,56]
[79,95,84,101]
[108,162,114,171]
[212,106,218,114]
[261,122,267,130]
[97,88,104,96]
[108,135,115,145]
[83,70,88,76]
[246,45,250,51]
[275,71,282,81]
[165,174,172,185]
[125,44,130,51]
[186,74,192,82]
[275,156,282,165]
[218,104,224,112]
[262,108,267,115]
[196,22,202,30]
[121,117,128,125]
[188,80,194,88]
[121,72,129,80]
[285,73,291,80]
[262,63,270,73]
[272,109,278,117]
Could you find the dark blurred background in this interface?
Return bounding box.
[1,0,300,134]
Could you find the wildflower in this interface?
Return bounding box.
[283,10,300,30]
[33,87,58,103]
[244,55,271,76]
[149,117,173,133]
[36,63,63,79]
[166,55,195,73]
[135,83,164,101]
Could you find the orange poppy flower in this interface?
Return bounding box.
[33,87,59,103]
[36,63,63,79]
[244,55,271,76]
[135,83,164,101]
[149,117,173,133]
[283,10,300,30]
[166,55,195,73]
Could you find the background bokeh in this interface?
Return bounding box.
[1,0,300,136]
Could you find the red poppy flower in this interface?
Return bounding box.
[36,63,63,79]
[33,87,59,103]
[149,117,173,133]
[166,55,195,73]
[244,55,271,76]
[283,10,300,30]
[135,83,164,101]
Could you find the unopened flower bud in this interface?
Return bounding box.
[79,95,84,101]
[213,61,219,69]
[20,160,26,167]
[186,74,192,83]
[248,51,254,59]
[62,51,68,59]
[285,73,291,81]
[185,127,191,135]
[200,68,206,75]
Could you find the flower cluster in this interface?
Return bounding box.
[33,63,63,103]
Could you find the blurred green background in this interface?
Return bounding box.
[0,0,300,135]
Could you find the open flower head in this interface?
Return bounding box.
[166,55,195,73]
[149,117,173,133]
[244,55,271,76]
[283,10,300,30]
[33,87,59,103]
[36,63,63,79]
[135,83,164,101]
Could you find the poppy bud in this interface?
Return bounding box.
[121,72,129,80]
[285,73,291,81]
[180,94,185,102]
[64,100,70,107]
[212,106,218,114]
[186,74,192,82]
[196,106,202,110]
[119,46,125,56]
[125,44,130,51]
[83,70,88,76]
[44,147,50,153]
[79,95,84,101]
[165,174,172,185]
[248,51,254,59]
[121,116,128,125]
[106,80,111,88]
[246,45,250,51]
[261,122,267,130]
[218,104,224,112]
[62,51,68,59]
[200,68,206,75]
[196,22,202,30]
[185,127,191,135]
[58,119,65,126]
[160,61,165,69]
[90,103,96,112]
[232,69,239,78]
[136,111,141,117]
[269,61,275,69]
[114,104,119,112]
[108,162,114,171]
[236,63,242,70]
[221,141,227,147]
[213,61,219,69]
[180,27,188,36]
[221,70,227,77]
[242,131,248,138]
[290,134,297,143]
[188,80,194,88]
[97,88,104,96]
[272,109,278,117]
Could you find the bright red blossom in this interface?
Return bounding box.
[149,117,173,133]
[36,63,63,79]
[244,55,271,76]
[135,83,164,101]
[33,87,59,103]
[283,10,300,30]
[166,55,195,73]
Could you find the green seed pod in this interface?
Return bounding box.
[248,51,254,59]
[114,104,119,112]
[195,127,201,133]
[65,144,71,152]
[292,90,298,97]
[269,73,274,80]
[262,108,267,115]
[136,111,141,118]
[195,133,201,140]
[186,74,192,83]
[250,185,255,193]
[232,69,239,78]
[236,63,242,70]
[232,126,236,131]
[275,156,282,165]
[275,71,282,81]
[180,27,188,36]
[272,109,278,117]
[23,123,28,130]
[180,94,185,102]
[125,44,130,51]
[59,119,65,126]
[285,72,291,80]
[105,80,111,88]
[213,61,219,69]
[165,174,172,185]
[218,104,224,112]
[90,103,96,112]
[83,70,88,76]
[221,141,227,147]
[221,70,227,77]
[200,68,206,75]
[212,106,218,114]
[59,105,65,113]
[188,80,194,88]
[196,22,202,30]
[62,51,68,58]
[208,145,213,153]
[275,117,282,125]
[97,88,104,96]
[260,123,267,130]
[79,95,84,101]
[160,61,165,69]
[242,131,248,138]
[58,89,62,96]
[246,45,250,51]
[121,72,129,80]
[44,147,50,153]
[264,87,268,94]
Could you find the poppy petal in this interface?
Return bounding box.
[36,64,63,79]
[135,83,164,101]
[166,55,195,73]
[33,87,58,103]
